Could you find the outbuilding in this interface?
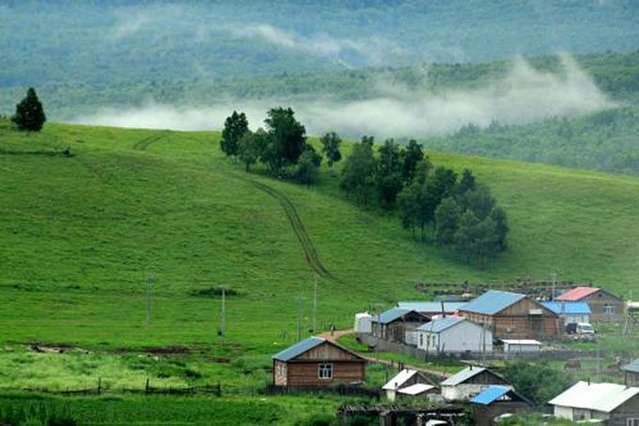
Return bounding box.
[501,339,542,357]
[382,368,437,401]
[540,301,591,327]
[272,336,366,387]
[440,366,510,402]
[555,286,623,322]
[371,308,430,344]
[354,312,373,334]
[549,381,639,425]
[622,359,639,386]
[416,316,492,354]
[458,290,561,339]
[470,385,533,426]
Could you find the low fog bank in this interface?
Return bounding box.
[70,55,614,139]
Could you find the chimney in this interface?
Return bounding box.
[441,301,446,318]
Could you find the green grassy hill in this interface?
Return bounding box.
[1,121,639,395]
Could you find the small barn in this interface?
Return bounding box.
[622,359,639,386]
[382,368,437,401]
[272,336,366,387]
[371,308,430,344]
[416,316,493,354]
[541,301,591,327]
[549,381,639,425]
[470,385,533,426]
[501,339,542,357]
[555,286,623,322]
[397,301,467,317]
[458,290,561,340]
[440,366,510,402]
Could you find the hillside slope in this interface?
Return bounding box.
[1,122,638,353]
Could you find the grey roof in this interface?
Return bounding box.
[440,366,487,386]
[397,302,467,313]
[623,359,639,374]
[417,316,466,333]
[459,290,526,315]
[549,381,639,413]
[375,308,414,325]
[272,337,326,361]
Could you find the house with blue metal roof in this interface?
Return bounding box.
[440,366,510,402]
[415,316,493,353]
[272,336,366,387]
[541,301,591,326]
[459,290,561,340]
[470,385,533,426]
[371,308,429,345]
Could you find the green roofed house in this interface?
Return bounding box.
[272,337,366,387]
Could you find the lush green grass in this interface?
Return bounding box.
[2,120,639,420]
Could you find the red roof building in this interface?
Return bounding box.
[555,287,623,322]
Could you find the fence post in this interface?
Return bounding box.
[97,377,102,395]
[145,378,150,394]
[216,382,221,397]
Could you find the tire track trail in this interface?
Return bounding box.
[132,131,169,151]
[236,175,336,281]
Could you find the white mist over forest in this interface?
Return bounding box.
[70,54,613,138]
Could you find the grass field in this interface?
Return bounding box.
[1,119,639,421]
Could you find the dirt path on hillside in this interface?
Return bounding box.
[235,175,336,281]
[321,329,450,380]
[132,131,169,150]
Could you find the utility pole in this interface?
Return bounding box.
[312,276,318,335]
[297,297,302,341]
[220,287,226,345]
[146,275,154,327]
[551,273,557,301]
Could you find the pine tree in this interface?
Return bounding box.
[12,88,46,131]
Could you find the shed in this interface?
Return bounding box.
[416,316,492,354]
[501,339,541,356]
[549,381,639,425]
[382,368,437,401]
[541,301,591,327]
[458,290,561,339]
[272,336,366,387]
[440,366,510,402]
[371,308,430,344]
[556,287,623,322]
[470,385,533,426]
[354,312,372,334]
[622,359,639,386]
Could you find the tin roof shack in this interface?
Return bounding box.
[458,290,561,340]
[622,359,639,386]
[371,308,430,345]
[397,302,467,317]
[272,337,366,387]
[541,301,591,327]
[470,385,533,426]
[549,381,639,425]
[440,366,510,402]
[502,339,541,359]
[416,316,493,354]
[555,286,623,322]
[382,369,437,401]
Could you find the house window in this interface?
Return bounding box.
[627,419,639,426]
[419,334,423,347]
[318,363,333,379]
[604,305,615,316]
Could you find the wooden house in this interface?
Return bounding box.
[470,385,533,426]
[541,301,591,327]
[555,286,623,322]
[371,308,430,344]
[549,381,639,425]
[458,290,561,340]
[382,368,437,401]
[622,359,639,386]
[416,316,492,354]
[272,336,366,387]
[440,366,510,402]
[397,301,467,317]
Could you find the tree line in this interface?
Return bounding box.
[220,108,509,267]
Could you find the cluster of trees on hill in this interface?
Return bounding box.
[340,137,508,266]
[221,109,509,266]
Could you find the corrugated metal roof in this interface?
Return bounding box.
[622,359,639,374]
[501,339,541,345]
[459,290,526,315]
[272,336,325,361]
[416,316,465,333]
[397,383,436,396]
[440,366,486,386]
[555,287,600,301]
[541,301,591,315]
[375,308,412,325]
[397,302,467,313]
[469,385,511,405]
[382,369,418,390]
[549,381,639,413]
